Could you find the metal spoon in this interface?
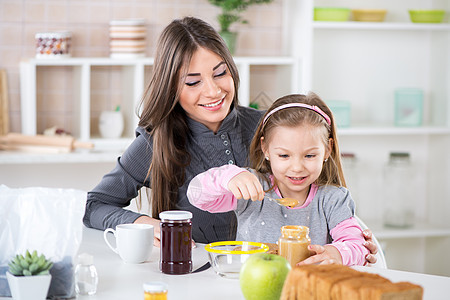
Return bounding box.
[266,196,299,207]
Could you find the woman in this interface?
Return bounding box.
[83,17,378,263]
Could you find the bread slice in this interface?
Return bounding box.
[280,264,424,300]
[360,281,424,300]
[332,274,390,300]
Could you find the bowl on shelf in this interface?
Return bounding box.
[205,241,269,278]
[408,10,445,23]
[352,9,387,22]
[314,7,351,22]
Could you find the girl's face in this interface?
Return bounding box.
[179,47,235,133]
[262,124,331,204]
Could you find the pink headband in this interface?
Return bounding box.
[263,103,331,126]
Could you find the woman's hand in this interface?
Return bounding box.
[134,215,162,247]
[228,171,264,201]
[297,244,342,266]
[362,229,378,265]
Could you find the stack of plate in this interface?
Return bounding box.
[109,19,146,58]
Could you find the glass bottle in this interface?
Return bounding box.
[341,152,359,196]
[159,210,193,275]
[278,225,311,268]
[143,281,168,300]
[383,152,415,228]
[74,253,98,296]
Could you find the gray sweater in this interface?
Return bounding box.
[83,105,264,243]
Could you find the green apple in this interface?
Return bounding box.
[240,253,291,300]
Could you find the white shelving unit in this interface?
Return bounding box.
[285,0,450,275]
[18,56,299,151]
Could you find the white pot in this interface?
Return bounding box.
[6,272,51,300]
[99,111,124,139]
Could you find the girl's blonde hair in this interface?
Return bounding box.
[249,92,346,188]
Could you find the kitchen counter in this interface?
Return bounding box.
[2,227,449,299]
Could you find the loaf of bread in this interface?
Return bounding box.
[280,264,423,300]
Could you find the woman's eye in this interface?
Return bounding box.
[185,81,200,87]
[278,154,289,158]
[305,154,316,159]
[214,69,227,78]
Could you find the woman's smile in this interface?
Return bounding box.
[199,96,225,110]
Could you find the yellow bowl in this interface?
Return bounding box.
[205,241,269,278]
[409,10,445,23]
[352,9,387,22]
[314,7,350,22]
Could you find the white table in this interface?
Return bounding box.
[80,227,450,300]
[2,227,450,299]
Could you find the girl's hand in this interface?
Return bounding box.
[297,244,343,266]
[362,229,378,265]
[228,171,264,202]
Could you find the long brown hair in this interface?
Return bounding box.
[249,92,347,188]
[137,17,240,218]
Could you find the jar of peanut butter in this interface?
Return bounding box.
[278,225,311,268]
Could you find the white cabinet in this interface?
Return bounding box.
[285,0,450,276]
[18,56,299,152]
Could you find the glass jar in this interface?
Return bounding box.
[383,152,415,228]
[278,225,311,268]
[159,210,193,275]
[143,281,168,300]
[74,253,98,296]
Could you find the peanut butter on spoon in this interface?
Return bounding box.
[267,196,299,207]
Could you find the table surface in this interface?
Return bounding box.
[3,227,450,300]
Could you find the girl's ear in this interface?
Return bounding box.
[260,136,268,157]
[325,138,333,160]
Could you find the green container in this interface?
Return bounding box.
[314,7,351,22]
[327,100,351,128]
[394,88,423,126]
[409,10,445,23]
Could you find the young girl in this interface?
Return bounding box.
[187,93,369,266]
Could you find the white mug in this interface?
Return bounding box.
[103,224,154,263]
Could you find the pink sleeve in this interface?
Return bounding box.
[328,217,370,266]
[187,164,247,213]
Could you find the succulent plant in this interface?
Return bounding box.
[8,250,53,276]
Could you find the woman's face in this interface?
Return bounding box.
[179,47,235,133]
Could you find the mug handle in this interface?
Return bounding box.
[103,228,119,254]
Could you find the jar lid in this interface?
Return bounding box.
[143,281,168,293]
[389,152,410,161]
[77,253,94,265]
[35,31,72,38]
[159,210,192,220]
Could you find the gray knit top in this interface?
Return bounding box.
[83,105,264,243]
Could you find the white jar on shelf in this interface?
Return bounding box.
[99,110,124,139]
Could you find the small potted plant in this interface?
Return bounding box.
[6,250,53,300]
[208,0,273,54]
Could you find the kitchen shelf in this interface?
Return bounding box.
[314,22,450,31]
[20,56,299,150]
[368,222,450,240]
[286,0,450,275]
[0,150,122,164]
[337,126,450,136]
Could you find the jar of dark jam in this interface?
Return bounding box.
[159,210,193,275]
